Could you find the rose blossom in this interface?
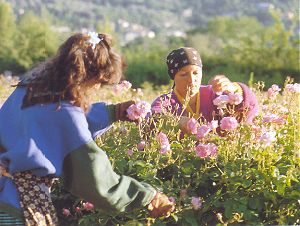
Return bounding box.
[195,143,217,158]
[195,144,209,158]
[267,84,281,98]
[259,131,276,148]
[127,149,133,156]
[159,146,170,154]
[263,114,287,125]
[213,95,229,109]
[285,83,300,93]
[112,80,132,95]
[62,208,71,216]
[191,197,202,210]
[220,117,239,130]
[169,196,176,203]
[83,202,94,210]
[273,116,287,125]
[208,120,219,130]
[208,143,218,157]
[187,118,199,135]
[75,207,81,213]
[156,132,171,154]
[156,132,169,145]
[263,114,278,123]
[196,125,211,139]
[126,101,151,121]
[228,93,243,105]
[121,80,132,89]
[137,141,146,151]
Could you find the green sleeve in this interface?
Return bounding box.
[62,141,156,213]
[106,104,117,123]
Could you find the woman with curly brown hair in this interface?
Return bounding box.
[0,32,174,225]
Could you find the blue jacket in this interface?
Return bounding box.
[0,87,155,219]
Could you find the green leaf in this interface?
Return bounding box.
[276,181,286,196]
[248,197,262,211]
[241,179,252,188]
[182,210,198,226]
[181,162,195,174]
[124,220,144,226]
[115,158,128,173]
[171,213,179,222]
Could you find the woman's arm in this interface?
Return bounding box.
[62,141,156,213]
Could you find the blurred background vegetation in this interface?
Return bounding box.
[0,0,299,88]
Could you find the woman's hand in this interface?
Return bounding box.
[178,116,193,134]
[115,100,135,121]
[208,75,237,94]
[148,192,175,218]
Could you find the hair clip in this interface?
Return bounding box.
[87,31,103,50]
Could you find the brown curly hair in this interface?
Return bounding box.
[19,33,123,111]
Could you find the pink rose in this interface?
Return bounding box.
[121,80,132,89]
[169,196,176,203]
[196,125,211,139]
[259,131,276,148]
[262,113,277,123]
[213,95,229,109]
[156,132,171,154]
[195,144,210,158]
[159,146,170,154]
[208,143,218,157]
[195,143,217,158]
[127,149,133,156]
[112,81,132,95]
[208,120,219,130]
[187,118,199,135]
[83,202,94,210]
[273,116,287,125]
[75,207,81,213]
[62,208,71,216]
[127,101,151,121]
[285,83,300,93]
[267,84,281,98]
[263,114,287,125]
[191,197,202,210]
[156,132,169,145]
[228,93,243,105]
[220,117,238,130]
[137,141,146,151]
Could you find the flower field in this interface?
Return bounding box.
[0,75,299,225]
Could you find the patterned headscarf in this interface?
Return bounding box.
[166,47,202,79]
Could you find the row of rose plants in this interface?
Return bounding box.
[51,78,299,226]
[1,76,298,225]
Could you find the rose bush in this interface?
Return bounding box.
[1,76,299,225]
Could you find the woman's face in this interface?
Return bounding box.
[174,64,202,97]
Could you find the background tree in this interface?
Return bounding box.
[13,12,59,72]
[0,1,17,71]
